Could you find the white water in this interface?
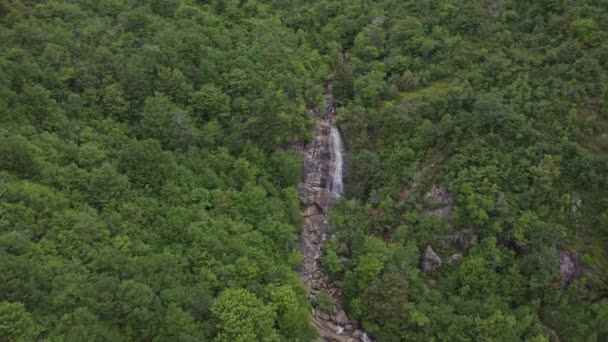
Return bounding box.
[329,126,344,196]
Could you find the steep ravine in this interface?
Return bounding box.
[299,85,371,342]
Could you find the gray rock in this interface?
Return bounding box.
[559,250,582,283]
[494,192,506,208]
[332,309,349,325]
[422,245,442,273]
[423,186,454,218]
[340,257,353,268]
[451,230,478,252]
[317,310,331,321]
[372,16,385,26]
[352,330,364,338]
[448,253,463,264]
[571,194,583,215]
[336,242,349,254]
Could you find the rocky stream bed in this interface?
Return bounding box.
[298,86,371,342]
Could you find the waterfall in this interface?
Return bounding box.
[299,83,372,342]
[329,126,344,197]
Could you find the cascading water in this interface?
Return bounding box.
[298,83,372,342]
[329,126,344,197]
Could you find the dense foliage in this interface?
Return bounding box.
[0,0,324,340]
[270,0,608,340]
[2,0,608,341]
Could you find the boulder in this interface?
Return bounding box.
[332,309,349,326]
[422,246,442,273]
[317,310,331,321]
[559,250,582,283]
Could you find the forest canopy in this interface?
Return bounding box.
[1,0,608,341]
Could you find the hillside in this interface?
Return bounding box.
[1,0,608,341]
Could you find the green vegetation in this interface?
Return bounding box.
[275,0,608,340]
[1,0,608,341]
[0,0,320,340]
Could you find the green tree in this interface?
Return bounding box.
[0,301,39,342]
[192,84,231,122]
[139,94,197,149]
[572,19,599,46]
[211,288,279,342]
[154,304,200,342]
[267,285,313,341]
[117,139,177,190]
[0,135,40,180]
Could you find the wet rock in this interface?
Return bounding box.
[352,330,364,338]
[332,309,349,325]
[300,86,372,341]
[422,246,442,273]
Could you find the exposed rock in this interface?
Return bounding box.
[318,310,331,321]
[451,230,478,252]
[571,194,583,215]
[422,246,442,273]
[448,253,463,264]
[340,257,353,268]
[332,309,349,326]
[352,330,373,342]
[336,242,349,254]
[372,16,385,26]
[494,192,506,209]
[299,84,371,341]
[423,186,454,218]
[485,0,506,16]
[303,205,321,217]
[559,250,582,283]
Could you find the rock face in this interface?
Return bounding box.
[448,253,463,264]
[423,186,454,218]
[298,114,340,296]
[451,230,478,252]
[298,83,371,342]
[559,250,582,283]
[422,246,442,273]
